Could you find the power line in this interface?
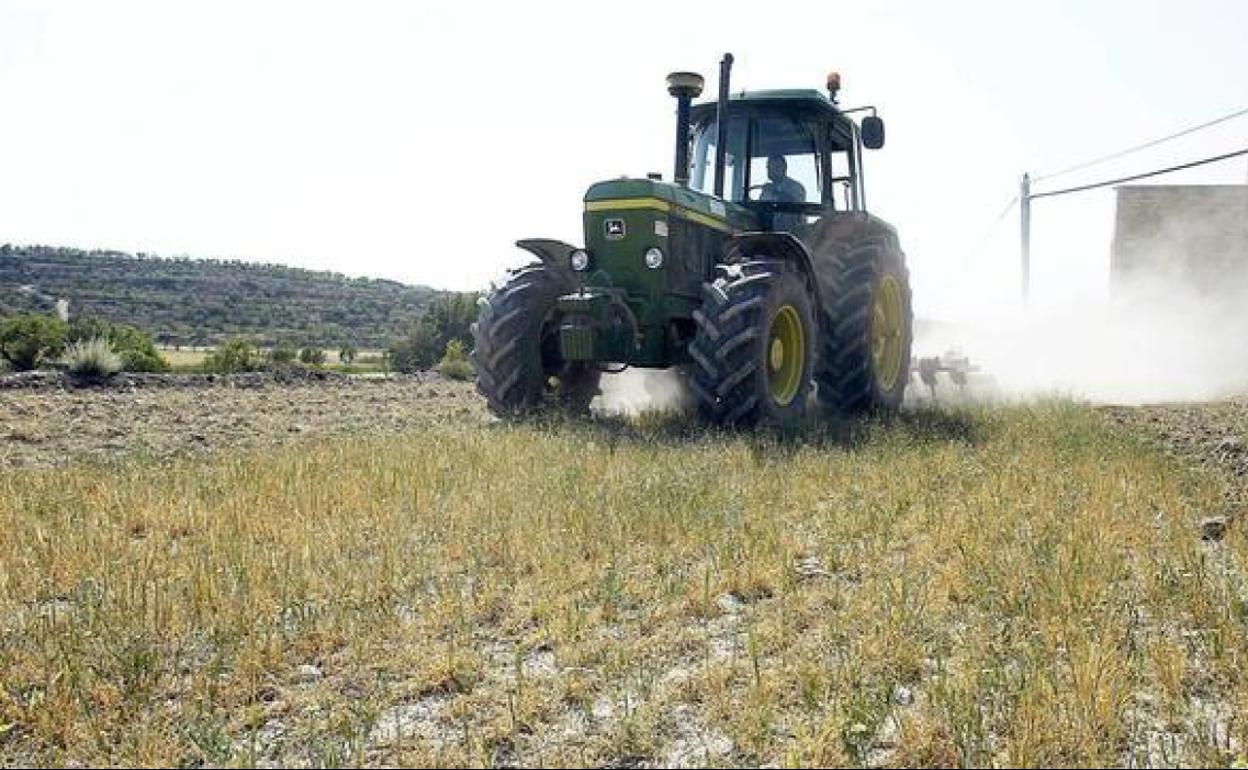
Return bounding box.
[1028,147,1248,200]
[964,193,1019,270]
[1032,105,1248,183]
[992,194,1019,223]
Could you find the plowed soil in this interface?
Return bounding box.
[1103,399,1248,509]
[0,372,483,468]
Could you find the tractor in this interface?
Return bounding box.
[472,54,912,425]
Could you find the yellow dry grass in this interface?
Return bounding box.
[1,401,1245,767]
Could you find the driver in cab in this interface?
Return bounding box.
[760,154,806,232]
[760,155,805,204]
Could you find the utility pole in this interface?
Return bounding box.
[1020,172,1031,303]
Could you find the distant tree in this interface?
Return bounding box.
[203,338,262,373]
[387,323,439,373]
[299,346,327,366]
[339,344,357,365]
[421,292,479,354]
[386,293,479,373]
[0,313,68,371]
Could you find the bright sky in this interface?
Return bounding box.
[2,0,1246,320]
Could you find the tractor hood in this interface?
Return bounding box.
[582,178,757,232]
[572,178,758,366]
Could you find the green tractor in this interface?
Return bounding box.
[472,54,912,425]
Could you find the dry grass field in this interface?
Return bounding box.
[2,387,1247,767]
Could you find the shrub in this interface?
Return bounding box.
[66,337,123,379]
[299,347,327,366]
[339,344,357,365]
[203,338,262,373]
[268,343,298,365]
[436,339,474,381]
[119,349,169,373]
[67,316,169,372]
[0,313,68,371]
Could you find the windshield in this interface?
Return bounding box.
[748,113,820,205]
[690,115,748,200]
[690,111,822,206]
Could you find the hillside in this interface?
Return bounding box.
[0,244,447,347]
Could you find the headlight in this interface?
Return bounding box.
[644,247,664,269]
[570,249,590,272]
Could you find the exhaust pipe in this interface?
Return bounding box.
[666,71,704,186]
[713,52,733,199]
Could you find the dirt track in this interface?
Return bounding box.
[1103,399,1248,507]
[0,373,483,468]
[5,371,1248,503]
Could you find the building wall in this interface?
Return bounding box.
[1111,185,1248,295]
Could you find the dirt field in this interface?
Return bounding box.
[5,375,1246,491]
[0,373,482,469]
[1104,400,1248,501]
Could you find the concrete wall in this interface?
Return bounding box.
[1111,184,1248,295]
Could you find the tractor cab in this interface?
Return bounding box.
[688,87,883,234]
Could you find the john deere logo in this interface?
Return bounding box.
[604,219,626,240]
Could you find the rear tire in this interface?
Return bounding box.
[688,260,816,426]
[815,241,913,414]
[471,263,601,417]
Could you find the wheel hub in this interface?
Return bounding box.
[871,274,904,391]
[769,338,785,371]
[767,305,805,406]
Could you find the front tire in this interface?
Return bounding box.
[688,260,816,426]
[471,263,601,417]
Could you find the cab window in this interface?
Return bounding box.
[745,113,821,205]
[829,148,853,210]
[690,115,749,200]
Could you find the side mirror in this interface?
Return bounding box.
[861,116,885,149]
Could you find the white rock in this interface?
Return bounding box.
[295,664,322,684]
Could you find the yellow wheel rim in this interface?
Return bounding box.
[872,274,905,392]
[767,305,805,406]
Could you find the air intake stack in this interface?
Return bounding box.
[666,71,704,186]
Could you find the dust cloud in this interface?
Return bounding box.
[591,273,1248,414]
[593,367,695,416]
[916,271,1248,406]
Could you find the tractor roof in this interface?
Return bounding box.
[690,89,844,121]
[689,88,856,150]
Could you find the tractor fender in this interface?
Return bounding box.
[802,212,903,266]
[725,231,820,296]
[516,238,577,273]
